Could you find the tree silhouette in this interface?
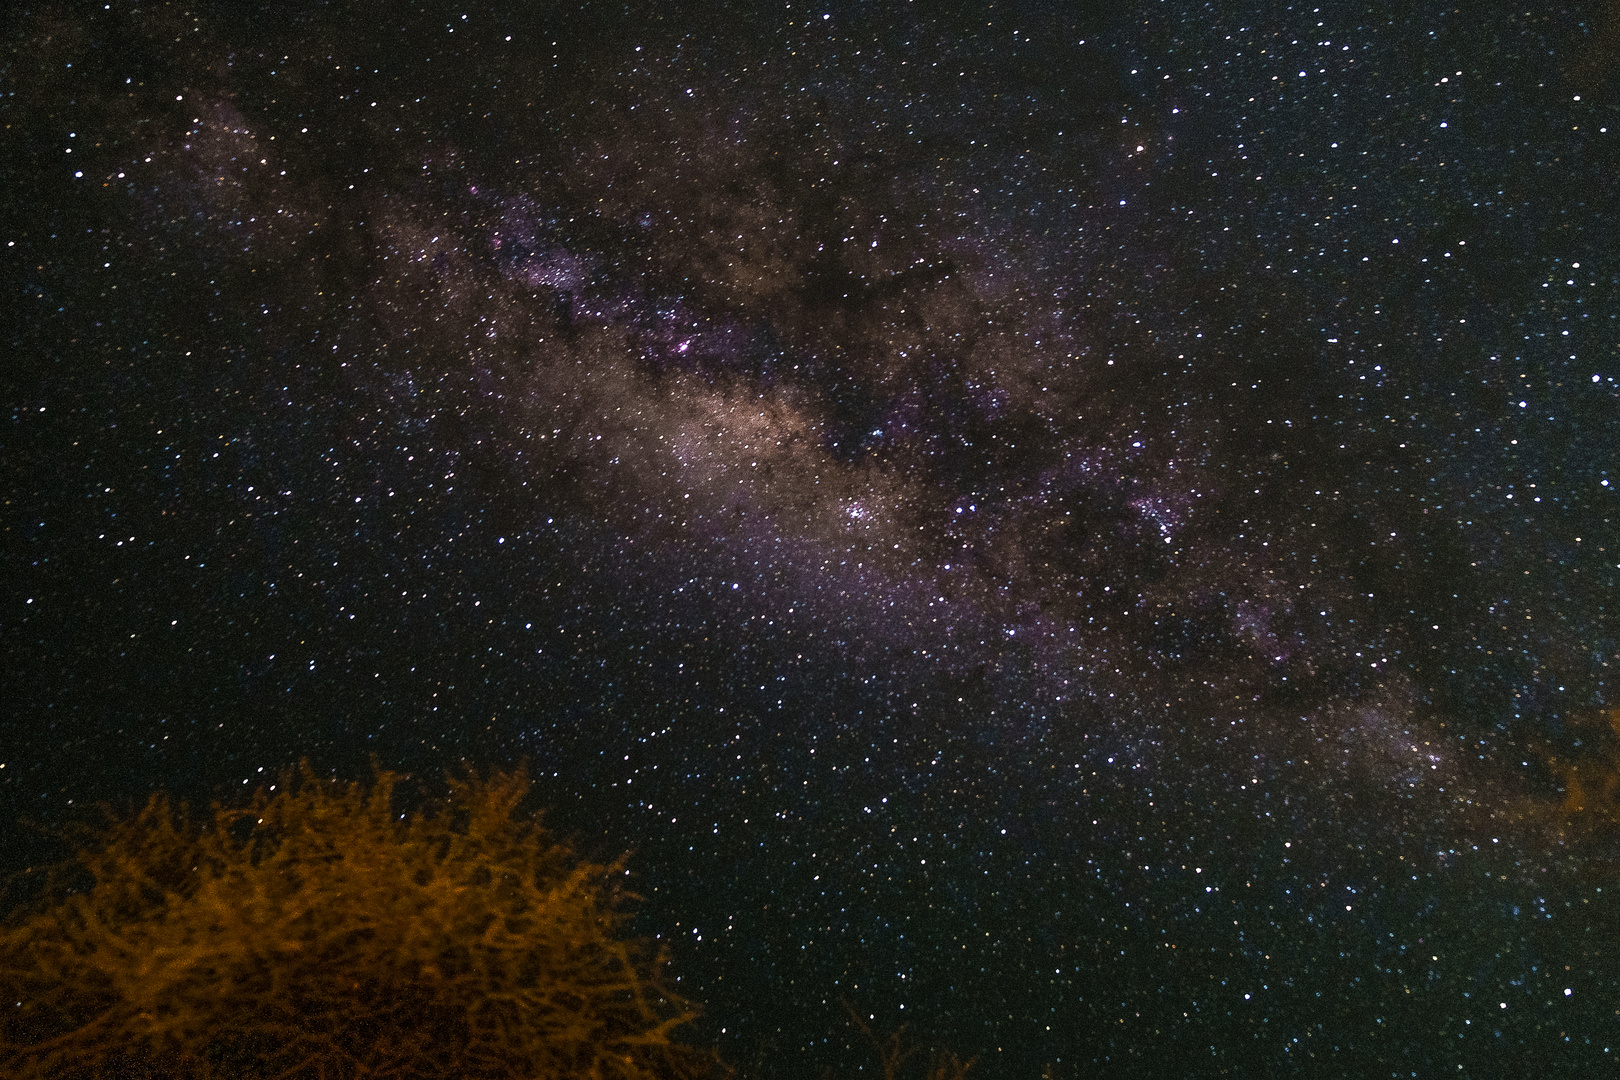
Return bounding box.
[0,763,716,1080]
[840,1002,974,1080]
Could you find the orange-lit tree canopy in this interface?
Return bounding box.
[0,764,713,1080]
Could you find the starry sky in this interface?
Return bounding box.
[4,0,1619,1075]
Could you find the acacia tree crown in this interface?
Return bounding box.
[0,763,715,1080]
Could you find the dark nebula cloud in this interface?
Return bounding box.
[4,0,1619,1075]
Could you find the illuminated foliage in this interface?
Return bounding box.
[0,764,713,1080]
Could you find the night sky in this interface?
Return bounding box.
[4,0,1619,1075]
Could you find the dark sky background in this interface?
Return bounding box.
[4,0,1619,1075]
